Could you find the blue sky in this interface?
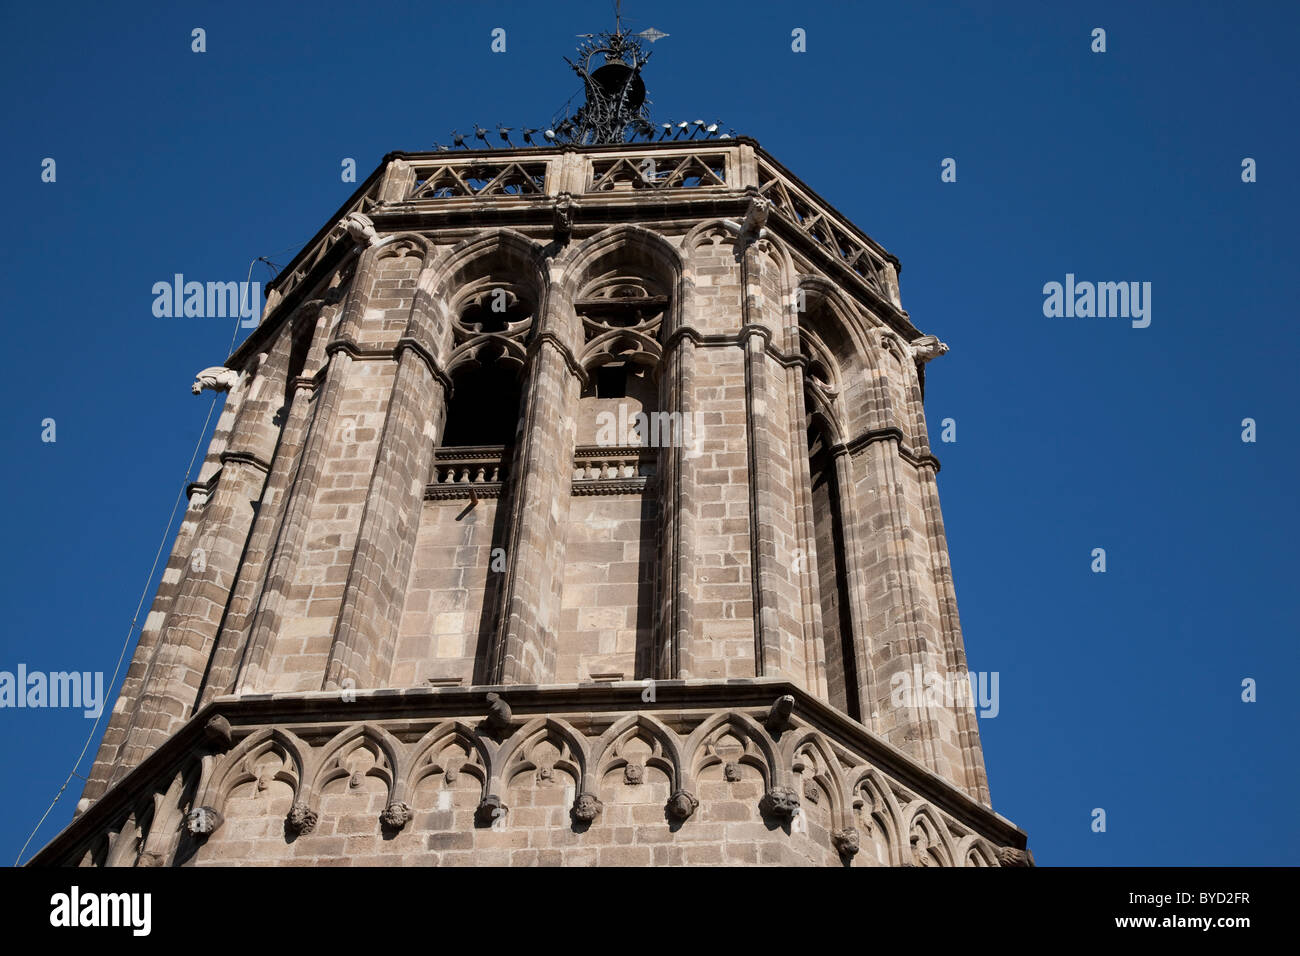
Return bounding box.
[1,0,1296,865]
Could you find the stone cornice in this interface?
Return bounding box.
[572,477,651,496]
[425,482,505,501]
[219,450,272,475]
[840,427,941,472]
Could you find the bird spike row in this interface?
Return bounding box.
[440,120,732,151]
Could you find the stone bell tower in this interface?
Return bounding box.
[32,16,1031,867]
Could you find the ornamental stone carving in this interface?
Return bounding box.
[572,793,603,822]
[666,789,699,822]
[475,795,507,827]
[909,334,949,363]
[832,828,861,858]
[624,763,645,785]
[553,192,575,243]
[381,802,412,830]
[996,846,1035,867]
[185,806,223,837]
[765,695,795,733]
[192,366,239,395]
[203,715,233,749]
[483,692,513,733]
[287,802,318,834]
[342,211,380,247]
[762,786,801,820]
[741,193,771,242]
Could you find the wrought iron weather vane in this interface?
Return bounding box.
[555,2,669,145]
[437,5,733,151]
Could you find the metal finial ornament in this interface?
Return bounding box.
[428,6,726,153]
[552,3,669,145]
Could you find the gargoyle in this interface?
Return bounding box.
[909,335,949,363]
[483,692,512,733]
[741,194,771,243]
[553,192,575,244]
[342,211,380,247]
[765,694,795,733]
[192,367,239,395]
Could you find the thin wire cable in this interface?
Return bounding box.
[14,254,270,865]
[14,398,217,866]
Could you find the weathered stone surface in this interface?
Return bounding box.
[46,140,1029,867]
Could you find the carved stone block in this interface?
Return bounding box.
[287,802,318,835]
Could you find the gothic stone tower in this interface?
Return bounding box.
[32,27,1031,869]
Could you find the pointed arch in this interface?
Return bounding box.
[307,722,405,801]
[682,217,741,254]
[956,833,1000,868]
[589,714,685,791]
[876,330,920,441]
[578,326,664,370]
[195,727,311,815]
[424,228,546,302]
[558,224,684,301]
[405,720,496,796]
[372,231,435,263]
[493,716,591,792]
[847,766,906,866]
[780,728,848,822]
[445,334,529,376]
[682,711,781,789]
[900,799,959,867]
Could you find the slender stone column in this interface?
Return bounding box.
[492,335,578,684]
[323,337,447,691]
[786,358,827,698]
[742,326,784,676]
[234,245,384,692]
[740,240,805,685]
[856,437,945,773]
[198,306,326,705]
[655,332,697,679]
[919,462,991,804]
[235,350,352,692]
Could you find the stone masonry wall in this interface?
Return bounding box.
[73,144,1006,855]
